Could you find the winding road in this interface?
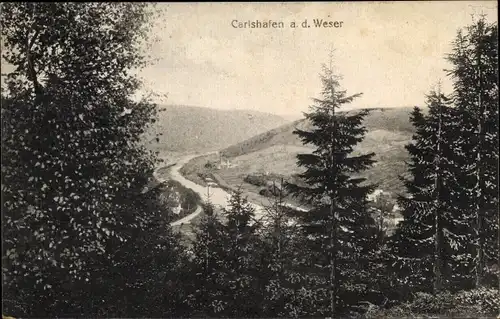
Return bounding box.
[157,154,398,228]
[154,153,267,226]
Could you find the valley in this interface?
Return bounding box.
[158,107,415,239]
[179,107,417,210]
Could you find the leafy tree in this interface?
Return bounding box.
[446,15,499,288]
[1,3,184,317]
[285,56,380,317]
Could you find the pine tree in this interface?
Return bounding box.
[1,3,184,317]
[388,90,475,296]
[219,188,262,317]
[189,190,262,317]
[285,55,379,316]
[258,180,306,317]
[189,202,227,317]
[446,16,499,288]
[389,107,432,296]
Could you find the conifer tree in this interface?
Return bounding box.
[190,190,262,317]
[389,107,432,295]
[189,202,227,317]
[219,188,262,317]
[259,180,305,317]
[446,16,498,288]
[285,55,379,316]
[388,90,474,295]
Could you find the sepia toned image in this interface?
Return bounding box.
[1,2,498,318]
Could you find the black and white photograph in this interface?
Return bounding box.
[1,2,499,318]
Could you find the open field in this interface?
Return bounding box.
[180,107,416,209]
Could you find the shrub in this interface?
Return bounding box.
[165,180,201,213]
[259,188,272,197]
[204,161,217,170]
[409,292,454,314]
[366,288,500,318]
[244,174,268,187]
[451,287,499,316]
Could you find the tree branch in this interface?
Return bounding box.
[25,28,43,97]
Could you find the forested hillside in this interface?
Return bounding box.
[145,104,289,153]
[1,3,498,318]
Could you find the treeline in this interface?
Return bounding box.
[186,16,499,318]
[1,3,498,318]
[162,179,202,217]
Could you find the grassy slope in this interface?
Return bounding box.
[189,107,421,197]
[222,107,416,158]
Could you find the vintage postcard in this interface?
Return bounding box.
[1,2,498,318]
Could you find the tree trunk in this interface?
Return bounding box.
[329,202,337,318]
[475,42,486,288]
[328,80,337,318]
[26,4,43,101]
[433,91,444,293]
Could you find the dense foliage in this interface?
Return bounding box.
[1,4,498,318]
[386,15,499,314]
[1,3,187,317]
[445,17,499,288]
[283,60,382,317]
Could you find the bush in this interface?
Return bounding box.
[244,174,268,187]
[409,292,454,314]
[452,287,499,316]
[163,180,202,217]
[366,288,500,318]
[259,188,272,197]
[258,182,289,198]
[204,161,217,170]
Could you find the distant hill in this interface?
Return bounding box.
[218,107,420,194]
[144,105,290,154]
[222,107,417,158]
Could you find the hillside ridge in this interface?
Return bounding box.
[144,104,291,154]
[221,106,419,159]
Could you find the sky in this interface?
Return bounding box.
[1,2,497,118]
[138,1,497,117]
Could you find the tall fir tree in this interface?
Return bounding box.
[388,90,476,297]
[189,190,262,317]
[258,180,308,317]
[285,56,379,317]
[189,202,228,317]
[219,188,262,317]
[446,16,498,288]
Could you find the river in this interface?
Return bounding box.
[154,153,267,226]
[158,154,396,227]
